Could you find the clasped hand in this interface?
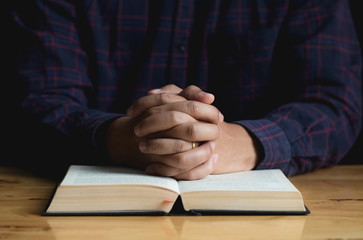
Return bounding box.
[105,85,257,180]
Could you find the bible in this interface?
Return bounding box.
[43,165,309,216]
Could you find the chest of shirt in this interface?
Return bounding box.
[75,0,288,114]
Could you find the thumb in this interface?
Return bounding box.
[179,85,215,104]
[148,84,182,95]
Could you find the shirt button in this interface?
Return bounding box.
[178,43,187,52]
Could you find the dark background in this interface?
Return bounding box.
[1,1,362,170]
[339,0,363,164]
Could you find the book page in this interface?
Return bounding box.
[61,165,180,194]
[178,169,299,193]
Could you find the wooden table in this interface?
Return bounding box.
[0,165,362,239]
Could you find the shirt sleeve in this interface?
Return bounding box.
[236,0,362,176]
[13,1,121,153]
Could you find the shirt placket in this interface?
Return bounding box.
[169,0,193,88]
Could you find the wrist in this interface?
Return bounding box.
[242,125,264,169]
[104,116,144,167]
[213,122,258,174]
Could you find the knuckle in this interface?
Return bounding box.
[159,92,171,104]
[184,86,198,99]
[186,124,198,141]
[186,101,200,116]
[174,140,186,152]
[185,85,198,92]
[199,142,214,158]
[146,106,161,116]
[176,154,190,169]
[168,111,180,124]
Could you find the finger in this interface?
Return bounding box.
[148,84,182,95]
[145,153,218,180]
[147,141,215,171]
[179,85,215,105]
[174,154,219,180]
[149,84,215,105]
[134,111,197,137]
[127,93,186,116]
[145,100,223,124]
[139,138,195,155]
[150,122,221,142]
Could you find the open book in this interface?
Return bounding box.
[43,165,309,216]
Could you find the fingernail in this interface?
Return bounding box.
[148,88,162,95]
[213,154,219,165]
[219,112,224,123]
[139,141,146,152]
[198,92,213,98]
[134,125,141,136]
[210,141,216,150]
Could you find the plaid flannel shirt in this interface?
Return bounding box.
[13,0,362,176]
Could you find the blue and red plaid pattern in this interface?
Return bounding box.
[13,0,362,176]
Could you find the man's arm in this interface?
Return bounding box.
[126,0,362,178]
[13,1,122,156]
[238,0,362,176]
